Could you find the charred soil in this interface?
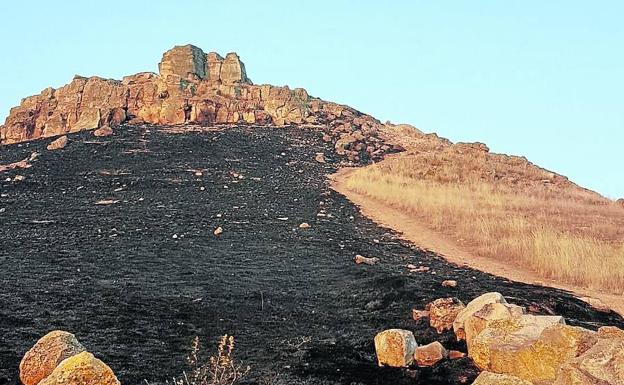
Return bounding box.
[1,125,622,385]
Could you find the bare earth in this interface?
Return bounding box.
[331,167,624,316]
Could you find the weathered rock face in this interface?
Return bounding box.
[1,45,396,164]
[472,372,533,385]
[19,330,86,385]
[468,315,603,383]
[553,336,624,385]
[159,45,207,81]
[38,351,120,385]
[453,292,507,341]
[463,302,525,349]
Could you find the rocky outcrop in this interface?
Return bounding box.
[0,44,395,163]
[19,331,86,385]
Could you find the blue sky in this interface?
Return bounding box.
[1,1,622,197]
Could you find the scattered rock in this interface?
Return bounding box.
[414,341,447,367]
[47,136,68,151]
[427,297,465,333]
[448,350,466,359]
[412,309,430,321]
[93,125,113,137]
[314,153,326,163]
[299,222,310,229]
[214,227,223,236]
[410,266,430,273]
[354,254,379,265]
[453,292,507,341]
[19,330,86,385]
[441,280,457,288]
[374,329,417,368]
[38,351,120,385]
[94,200,119,205]
[472,372,532,385]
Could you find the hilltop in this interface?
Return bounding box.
[1,45,624,385]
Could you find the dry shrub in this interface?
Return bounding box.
[344,153,624,293]
[172,335,250,385]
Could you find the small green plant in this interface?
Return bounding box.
[172,335,250,385]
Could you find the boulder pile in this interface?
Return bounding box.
[375,292,624,384]
[19,331,119,385]
[0,44,401,164]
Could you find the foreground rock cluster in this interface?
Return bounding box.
[19,331,119,385]
[0,44,400,163]
[375,292,624,384]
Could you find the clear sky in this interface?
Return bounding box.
[1,1,622,198]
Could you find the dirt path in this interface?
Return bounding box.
[331,167,624,316]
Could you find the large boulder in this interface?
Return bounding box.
[553,336,624,385]
[159,44,207,80]
[453,292,507,340]
[472,372,533,385]
[19,330,86,385]
[427,297,465,333]
[38,351,120,385]
[470,316,600,383]
[464,302,525,349]
[374,329,417,367]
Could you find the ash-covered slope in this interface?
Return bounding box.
[1,44,394,164]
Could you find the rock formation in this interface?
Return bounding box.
[0,44,394,163]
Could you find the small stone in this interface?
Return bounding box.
[299,222,311,229]
[93,125,113,137]
[315,153,326,163]
[374,329,417,368]
[442,280,457,287]
[214,227,223,236]
[354,255,380,265]
[414,341,447,367]
[448,350,466,359]
[47,136,68,151]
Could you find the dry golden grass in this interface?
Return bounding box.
[344,151,624,293]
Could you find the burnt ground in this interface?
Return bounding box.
[0,125,622,385]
